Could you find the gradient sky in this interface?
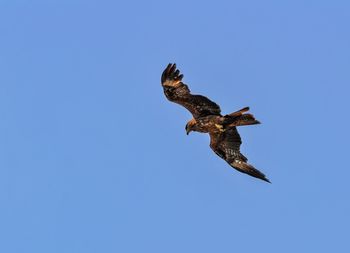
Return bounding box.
[1,1,349,252]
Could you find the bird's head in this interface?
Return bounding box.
[185,118,197,135]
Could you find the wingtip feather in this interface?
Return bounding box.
[230,160,270,183]
[262,177,271,183]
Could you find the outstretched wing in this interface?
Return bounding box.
[161,63,221,119]
[209,127,270,183]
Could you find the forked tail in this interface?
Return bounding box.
[224,107,261,127]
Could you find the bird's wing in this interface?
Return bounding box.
[161,63,221,119]
[209,128,270,183]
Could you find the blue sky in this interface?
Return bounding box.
[0,1,349,252]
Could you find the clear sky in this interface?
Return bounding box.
[1,1,349,252]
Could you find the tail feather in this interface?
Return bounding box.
[226,113,261,127]
[225,107,261,127]
[235,114,260,126]
[227,107,250,117]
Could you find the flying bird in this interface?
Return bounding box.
[161,63,270,183]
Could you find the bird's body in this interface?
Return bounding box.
[186,116,223,133]
[161,63,270,183]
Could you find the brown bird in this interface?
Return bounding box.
[161,63,270,183]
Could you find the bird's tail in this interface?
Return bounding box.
[225,107,261,127]
[227,106,250,117]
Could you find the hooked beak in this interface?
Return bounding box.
[186,126,191,135]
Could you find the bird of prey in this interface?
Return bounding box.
[161,63,270,183]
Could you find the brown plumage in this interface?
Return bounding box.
[161,63,270,183]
